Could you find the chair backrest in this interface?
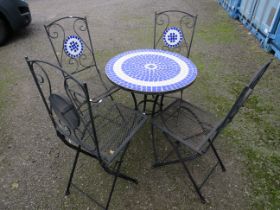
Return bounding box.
[208,59,273,141]
[153,10,197,58]
[25,58,102,160]
[44,16,100,76]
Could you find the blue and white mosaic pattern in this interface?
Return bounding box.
[105,49,197,93]
[163,27,184,48]
[64,35,84,59]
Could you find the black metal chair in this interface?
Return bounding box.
[44,16,118,103]
[139,10,198,113]
[151,60,273,203]
[25,58,147,209]
[153,10,197,58]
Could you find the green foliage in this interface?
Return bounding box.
[245,148,280,209]
[196,21,239,44]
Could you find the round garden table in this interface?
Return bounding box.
[105,49,198,114]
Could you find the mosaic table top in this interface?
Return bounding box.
[105,49,198,94]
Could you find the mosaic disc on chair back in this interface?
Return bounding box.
[163,27,184,48]
[64,35,84,59]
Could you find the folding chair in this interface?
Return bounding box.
[25,58,147,209]
[151,60,273,203]
[44,16,119,103]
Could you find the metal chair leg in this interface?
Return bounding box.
[151,124,159,166]
[116,172,138,184]
[164,133,206,203]
[143,94,147,112]
[208,140,226,172]
[105,161,122,210]
[65,148,81,195]
[105,143,133,210]
[151,124,200,168]
[104,166,138,184]
[160,95,164,111]
[151,95,160,117]
[131,92,138,110]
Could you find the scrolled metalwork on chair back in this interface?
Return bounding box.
[25,58,102,160]
[44,16,98,76]
[154,10,197,58]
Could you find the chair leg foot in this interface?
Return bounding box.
[152,161,166,168]
[200,196,206,204]
[65,149,80,197]
[152,162,159,168]
[65,190,70,196]
[116,172,138,184]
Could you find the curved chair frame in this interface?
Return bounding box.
[153,10,197,58]
[25,58,147,209]
[149,10,198,112]
[44,16,119,102]
[151,59,273,203]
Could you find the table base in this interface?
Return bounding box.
[131,93,164,116]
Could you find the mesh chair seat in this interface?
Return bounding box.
[82,100,146,164]
[61,100,146,165]
[151,60,273,203]
[152,99,219,153]
[72,70,119,102]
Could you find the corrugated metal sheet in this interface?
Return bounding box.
[217,0,280,59]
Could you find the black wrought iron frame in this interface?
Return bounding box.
[150,10,198,112]
[44,16,97,73]
[153,10,198,58]
[44,16,119,101]
[151,59,273,203]
[25,58,147,209]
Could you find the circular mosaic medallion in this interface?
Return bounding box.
[64,35,84,59]
[163,27,183,48]
[105,49,197,93]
